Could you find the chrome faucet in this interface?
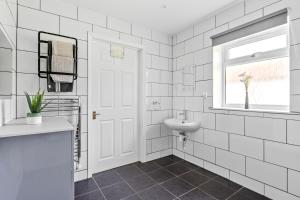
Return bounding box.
[178,110,187,122]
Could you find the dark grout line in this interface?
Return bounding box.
[93,177,124,190]
[77,156,268,200]
[225,187,243,200]
[196,186,219,200]
[74,188,100,198]
[91,176,108,200]
[117,172,140,194]
[95,163,161,199]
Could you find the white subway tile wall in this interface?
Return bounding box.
[194,142,215,163]
[245,116,286,142]
[216,114,244,135]
[18,0,40,9]
[107,16,131,34]
[216,149,246,174]
[265,141,300,171]
[172,1,300,199]
[204,161,230,178]
[92,25,119,39]
[78,7,106,27]
[194,17,215,36]
[287,120,300,145]
[204,129,228,150]
[265,185,300,200]
[288,169,300,197]
[229,10,263,29]
[18,6,59,33]
[246,158,287,190]
[15,2,172,181]
[41,0,77,19]
[132,24,151,39]
[245,0,281,14]
[230,171,265,195]
[230,134,264,160]
[216,2,244,26]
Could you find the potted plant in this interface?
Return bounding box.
[24,90,49,125]
[239,72,253,109]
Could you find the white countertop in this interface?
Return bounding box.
[0,117,74,138]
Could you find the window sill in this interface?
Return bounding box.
[210,107,300,115]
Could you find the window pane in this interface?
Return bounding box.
[225,57,289,106]
[228,35,287,59]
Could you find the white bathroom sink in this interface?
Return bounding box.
[164,118,201,132]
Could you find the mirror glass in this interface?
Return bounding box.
[0,25,14,98]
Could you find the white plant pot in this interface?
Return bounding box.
[26,113,42,125]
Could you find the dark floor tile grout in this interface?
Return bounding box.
[111,169,161,200]
[74,188,100,198]
[164,167,190,177]
[91,176,108,200]
[174,178,216,199]
[196,187,220,200]
[136,160,162,168]
[197,179,241,200]
[121,183,170,200]
[209,175,242,191]
[125,174,182,199]
[95,176,125,190]
[162,161,196,178]
[159,182,185,198]
[74,177,102,198]
[225,187,244,200]
[114,163,145,176]
[75,156,269,200]
[159,175,196,198]
[154,157,181,167]
[98,162,176,199]
[119,194,140,200]
[175,187,197,199]
[193,170,216,181]
[97,157,198,199]
[178,187,218,200]
[118,170,141,193]
[195,178,214,188]
[142,170,162,184]
[151,171,174,184]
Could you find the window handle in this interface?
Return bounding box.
[251,52,262,58]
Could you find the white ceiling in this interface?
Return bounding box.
[61,0,239,34]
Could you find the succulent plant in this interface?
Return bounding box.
[24,90,49,114]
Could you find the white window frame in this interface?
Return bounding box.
[220,25,290,111]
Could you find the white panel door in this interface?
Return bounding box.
[89,38,139,173]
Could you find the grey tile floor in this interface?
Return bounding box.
[75,155,271,200]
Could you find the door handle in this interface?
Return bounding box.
[92,111,101,120]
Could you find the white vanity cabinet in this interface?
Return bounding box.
[0,117,74,200]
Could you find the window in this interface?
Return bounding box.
[222,25,289,111]
[212,9,290,112]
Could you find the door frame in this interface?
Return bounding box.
[87,32,146,178]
